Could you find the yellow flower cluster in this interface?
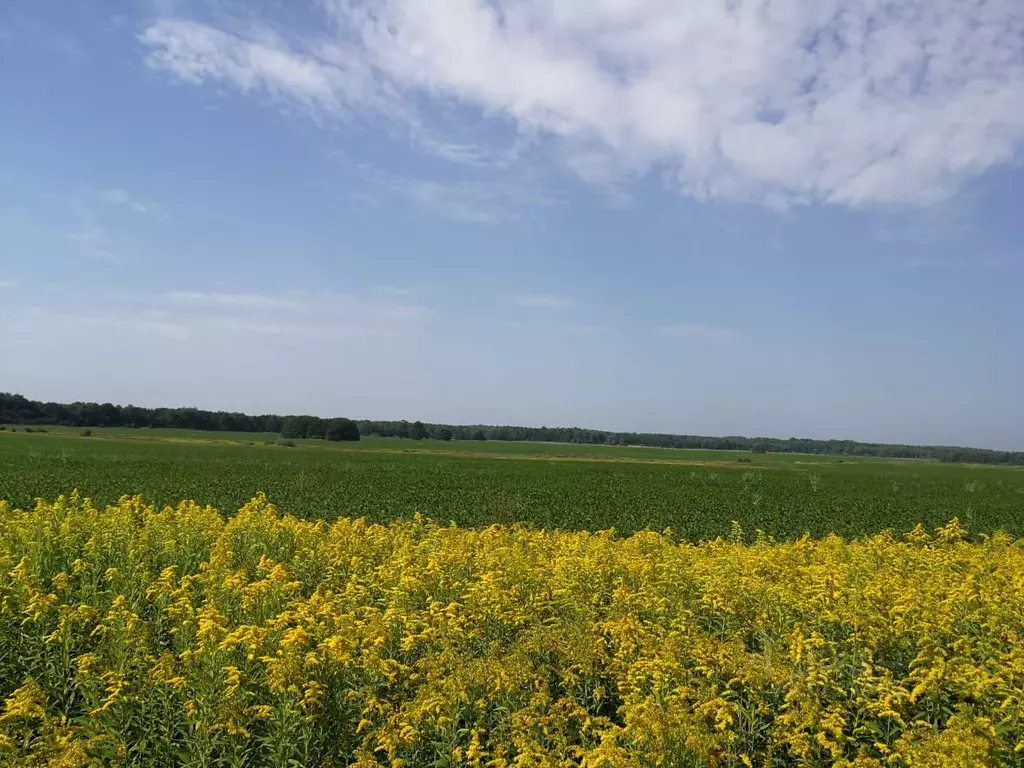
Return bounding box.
[0,493,1022,767]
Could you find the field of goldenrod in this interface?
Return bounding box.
[1,494,1022,767]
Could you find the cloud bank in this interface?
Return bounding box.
[141,0,1024,208]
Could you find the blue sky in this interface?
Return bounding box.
[1,0,1023,449]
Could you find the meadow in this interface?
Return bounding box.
[1,494,1022,767]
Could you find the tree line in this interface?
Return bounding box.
[2,392,1021,465]
[0,393,359,442]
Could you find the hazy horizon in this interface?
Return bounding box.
[5,391,1021,454]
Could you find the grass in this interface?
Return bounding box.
[4,424,919,464]
[2,426,1023,540]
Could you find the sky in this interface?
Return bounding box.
[1,0,1023,450]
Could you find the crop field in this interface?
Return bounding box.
[1,427,1023,539]
[2,494,1023,767]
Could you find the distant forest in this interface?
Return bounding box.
[2,392,1021,465]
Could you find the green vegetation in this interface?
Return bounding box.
[4,392,1022,464]
[2,428,1022,540]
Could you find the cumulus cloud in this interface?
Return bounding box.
[141,0,1024,208]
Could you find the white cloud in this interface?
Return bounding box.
[140,0,1024,208]
[98,188,150,215]
[160,288,436,339]
[392,178,542,223]
[63,224,121,261]
[906,253,1014,271]
[165,290,302,309]
[0,280,16,289]
[13,310,192,342]
[140,20,354,114]
[91,187,169,219]
[100,188,130,205]
[357,166,556,222]
[63,226,104,244]
[515,293,575,309]
[660,324,737,345]
[5,289,435,352]
[375,285,414,297]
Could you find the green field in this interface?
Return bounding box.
[2,426,1023,539]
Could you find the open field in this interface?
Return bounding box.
[2,424,862,463]
[2,427,1022,539]
[4,428,1024,766]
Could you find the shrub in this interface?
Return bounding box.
[0,498,1016,767]
[81,429,93,437]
